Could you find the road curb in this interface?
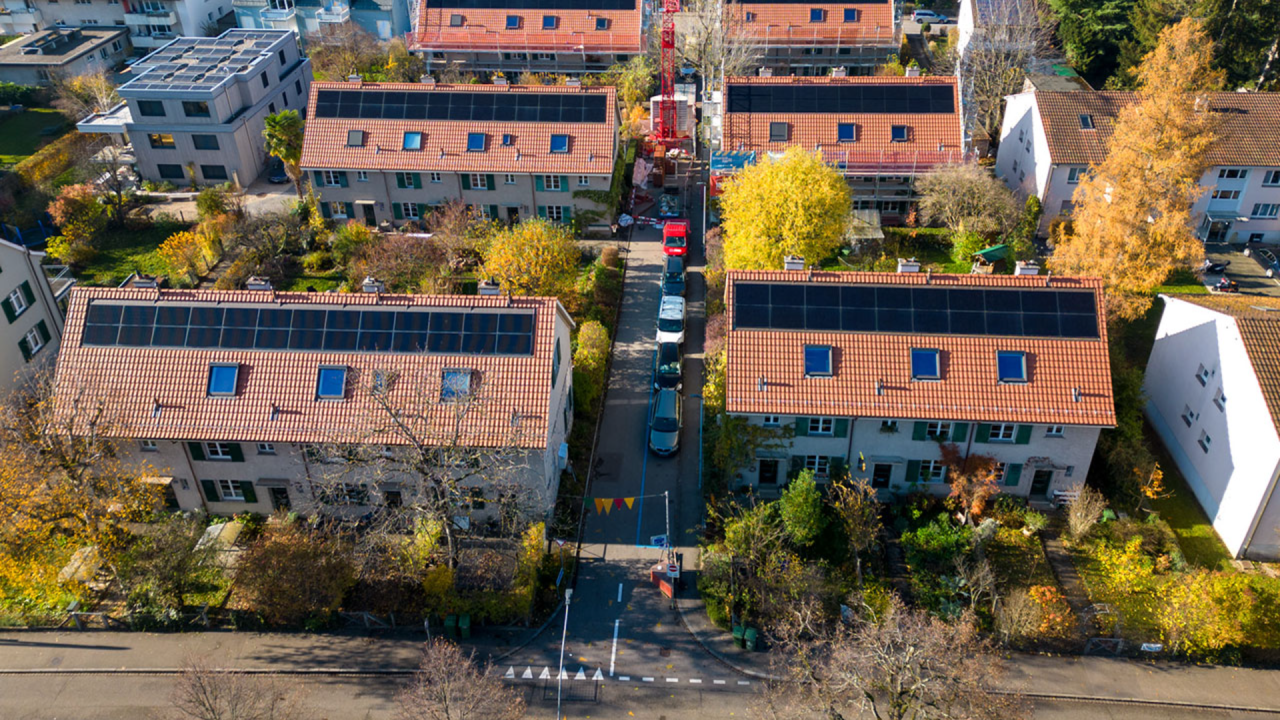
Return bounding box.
[671,594,781,682]
[489,598,564,664]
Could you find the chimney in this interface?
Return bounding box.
[420,73,436,85]
[478,279,501,296]
[246,276,273,291]
[896,257,921,273]
[831,66,847,78]
[783,255,805,271]
[566,76,581,86]
[758,67,773,77]
[361,276,386,293]
[346,74,361,83]
[493,75,508,85]
[130,273,158,289]
[905,65,921,77]
[1014,260,1040,276]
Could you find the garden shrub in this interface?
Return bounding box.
[1028,585,1073,638]
[572,320,611,411]
[303,250,334,273]
[779,470,825,547]
[195,187,229,220]
[0,82,41,106]
[234,522,356,626]
[600,245,619,268]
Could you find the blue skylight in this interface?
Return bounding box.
[317,366,347,399]
[467,132,486,152]
[911,348,940,380]
[441,369,472,401]
[550,134,570,153]
[803,345,833,376]
[403,131,422,151]
[997,351,1028,383]
[207,363,239,396]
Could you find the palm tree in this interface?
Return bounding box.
[262,110,305,199]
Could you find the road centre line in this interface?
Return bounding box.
[609,619,620,677]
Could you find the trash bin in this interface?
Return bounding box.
[459,613,471,639]
[444,614,458,639]
[744,627,758,652]
[732,625,745,648]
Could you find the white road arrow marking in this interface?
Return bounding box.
[539,667,551,680]
[522,667,533,679]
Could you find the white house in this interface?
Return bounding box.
[1144,294,1280,560]
[0,237,73,388]
[995,87,1280,241]
[723,267,1116,500]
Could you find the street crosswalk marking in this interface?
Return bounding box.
[642,677,654,682]
[619,676,631,681]
[666,678,679,683]
[503,667,749,687]
[689,679,702,683]
[713,679,725,685]
[738,680,750,685]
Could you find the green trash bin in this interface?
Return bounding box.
[444,614,458,639]
[732,625,745,648]
[744,627,758,652]
[459,613,471,640]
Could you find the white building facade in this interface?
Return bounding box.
[0,238,72,389]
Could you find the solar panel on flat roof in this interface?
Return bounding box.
[430,0,634,8]
[80,302,538,357]
[725,83,954,115]
[314,89,609,123]
[733,282,1098,339]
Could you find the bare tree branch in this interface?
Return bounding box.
[396,639,525,720]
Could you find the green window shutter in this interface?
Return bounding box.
[485,174,495,191]
[1015,425,1033,445]
[559,175,569,192]
[537,206,547,218]
[20,281,33,305]
[794,417,809,437]
[17,337,30,362]
[912,422,928,441]
[320,203,331,219]
[228,443,244,462]
[834,418,849,438]
[338,171,349,187]
[951,422,969,442]
[1004,463,1023,487]
[788,456,804,480]
[417,203,428,218]
[188,442,205,461]
[35,320,50,344]
[238,481,257,503]
[393,203,403,220]
[200,479,219,502]
[535,175,545,192]
[396,173,406,189]
[488,204,498,220]
[312,170,324,185]
[906,460,921,483]
[975,424,992,443]
[413,173,422,189]
[564,205,572,220]
[1,298,14,323]
[344,202,354,218]
[460,174,471,190]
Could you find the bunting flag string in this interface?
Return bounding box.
[588,492,669,514]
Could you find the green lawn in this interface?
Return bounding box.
[281,271,343,293]
[0,108,68,165]
[1145,426,1233,570]
[987,526,1058,591]
[76,223,188,287]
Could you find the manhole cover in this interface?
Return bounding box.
[659,647,671,657]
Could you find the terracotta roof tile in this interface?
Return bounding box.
[299,82,618,176]
[1035,91,1280,167]
[412,1,644,53]
[725,271,1116,426]
[726,2,897,46]
[53,287,570,449]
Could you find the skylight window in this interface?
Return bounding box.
[316,366,347,400]
[542,14,558,29]
[403,131,422,151]
[595,17,609,30]
[502,133,514,146]
[208,363,239,396]
[809,8,825,22]
[891,125,910,142]
[549,134,570,153]
[910,348,940,381]
[996,351,1027,383]
[505,14,520,28]
[449,13,463,26]
[441,368,473,401]
[837,123,857,143]
[1078,114,1094,129]
[843,8,859,21]
[346,129,364,147]
[803,345,833,377]
[769,121,789,142]
[467,132,486,152]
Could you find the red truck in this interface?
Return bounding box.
[662,220,689,257]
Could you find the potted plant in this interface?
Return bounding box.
[1022,510,1048,536]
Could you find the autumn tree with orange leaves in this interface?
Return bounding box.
[939,443,1001,526]
[1050,18,1224,321]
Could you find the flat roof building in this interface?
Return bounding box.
[0,27,129,86]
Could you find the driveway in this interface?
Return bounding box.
[240,176,297,216]
[1203,242,1280,297]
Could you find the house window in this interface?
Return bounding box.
[347,129,364,147]
[502,134,514,146]
[201,165,228,181]
[1078,114,1094,129]
[403,132,422,151]
[329,201,348,218]
[808,417,834,436]
[1196,363,1210,386]
[996,351,1027,383]
[1198,430,1211,453]
[157,164,184,180]
[207,363,239,396]
[989,423,1016,442]
[322,170,342,187]
[1012,160,1020,174]
[595,17,609,30]
[372,370,389,395]
[578,175,590,186]
[1067,166,1084,184]
[205,442,234,460]
[1211,189,1240,201]
[468,173,486,189]
[545,205,566,222]
[505,174,517,185]
[430,172,442,183]
[1182,404,1195,427]
[891,126,910,142]
[769,122,789,142]
[441,368,472,401]
[925,421,951,439]
[542,14,557,28]
[837,123,856,143]
[182,101,210,117]
[261,73,269,89]
[804,345,833,376]
[295,79,303,95]
[449,12,463,25]
[543,175,562,191]
[217,478,244,500]
[1019,170,1026,182]
[357,171,369,182]
[1264,170,1280,186]
[22,327,43,355]
[148,133,176,149]
[466,132,486,152]
[192,134,219,150]
[1046,425,1065,437]
[762,415,781,427]
[871,463,892,488]
[917,460,947,483]
[257,443,276,455]
[809,8,825,22]
[140,439,159,452]
[505,14,520,28]
[1217,168,1248,180]
[745,10,756,21]
[803,455,831,477]
[843,8,858,21]
[137,99,165,116]
[1213,387,1226,411]
[1251,203,1280,218]
[910,348,940,380]
[880,420,899,433]
[7,288,27,316]
[550,134,570,153]
[400,202,420,220]
[317,366,347,399]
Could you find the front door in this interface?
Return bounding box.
[361,204,376,226]
[505,206,520,225]
[758,459,779,485]
[268,486,291,511]
[1207,221,1231,243]
[1030,469,1053,498]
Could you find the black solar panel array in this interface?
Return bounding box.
[733,283,1099,339]
[731,0,887,3]
[314,89,609,123]
[80,302,537,356]
[432,0,633,8]
[726,83,954,114]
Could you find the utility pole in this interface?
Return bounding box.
[556,588,573,720]
[663,490,671,563]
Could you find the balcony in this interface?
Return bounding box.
[129,31,177,48]
[124,8,177,24]
[315,2,349,22]
[259,5,297,22]
[0,5,41,31]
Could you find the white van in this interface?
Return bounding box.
[656,295,686,345]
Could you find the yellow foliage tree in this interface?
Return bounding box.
[482,218,578,296]
[720,147,852,270]
[1049,18,1224,321]
[158,230,202,284]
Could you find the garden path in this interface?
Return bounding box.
[880,527,914,604]
[1041,517,1094,644]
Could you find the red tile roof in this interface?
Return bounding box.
[1034,90,1280,167]
[721,76,965,174]
[725,271,1116,426]
[411,1,644,53]
[53,287,572,449]
[726,2,897,47]
[299,82,618,176]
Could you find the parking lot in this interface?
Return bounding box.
[1204,241,1280,297]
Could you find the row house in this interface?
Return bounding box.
[410,0,646,74]
[996,85,1280,242]
[714,74,964,223]
[53,286,576,518]
[77,29,311,187]
[233,0,409,42]
[724,0,899,76]
[1145,295,1280,560]
[1,0,231,53]
[723,268,1115,501]
[300,79,620,231]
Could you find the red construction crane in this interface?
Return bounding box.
[655,0,679,141]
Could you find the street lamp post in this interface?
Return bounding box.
[556,588,573,720]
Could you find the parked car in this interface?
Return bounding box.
[912,9,949,23]
[662,256,686,296]
[267,157,290,184]
[1245,243,1280,278]
[648,387,683,456]
[658,188,683,218]
[656,295,686,345]
[662,220,689,257]
[654,341,682,390]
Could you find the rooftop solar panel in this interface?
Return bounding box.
[431,0,634,8]
[314,89,609,123]
[725,83,954,115]
[731,0,888,3]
